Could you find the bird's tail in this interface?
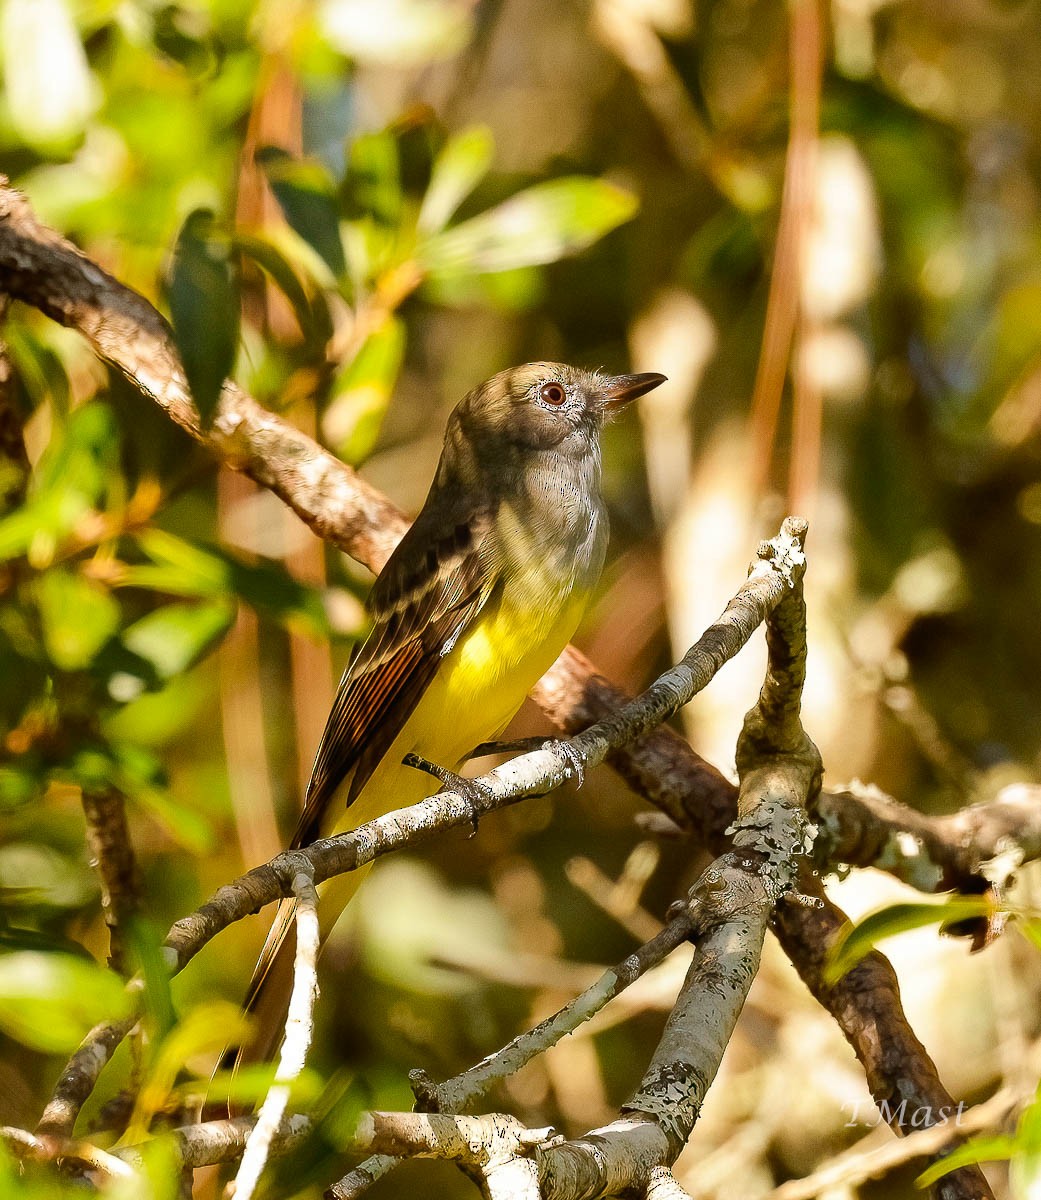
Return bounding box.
[217,864,373,1079]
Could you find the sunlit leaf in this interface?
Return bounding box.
[123,1001,253,1145]
[234,230,333,347]
[418,125,495,235]
[418,177,638,274]
[199,1063,324,1109]
[322,315,405,463]
[916,1134,1016,1187]
[1,0,98,151]
[0,402,120,562]
[125,918,176,1042]
[257,146,347,279]
[123,529,331,637]
[1012,1088,1041,1200]
[35,568,121,671]
[0,951,132,1053]
[166,209,240,423]
[1017,918,1041,953]
[825,896,995,983]
[345,130,402,227]
[317,0,471,65]
[120,599,235,680]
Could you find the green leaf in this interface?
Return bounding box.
[0,951,132,1053]
[125,918,176,1043]
[418,125,495,236]
[916,1134,1016,1187]
[200,1063,324,1109]
[345,130,403,229]
[123,529,331,637]
[167,209,240,424]
[120,599,235,681]
[322,315,405,464]
[1012,1088,1041,1200]
[418,177,638,275]
[825,896,995,983]
[127,527,230,595]
[1017,918,1041,953]
[257,146,347,278]
[233,230,333,347]
[123,1001,253,1145]
[0,402,120,564]
[35,568,121,671]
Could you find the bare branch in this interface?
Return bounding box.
[118,1114,310,1170]
[35,1015,137,1147]
[816,779,1041,893]
[81,787,142,973]
[645,1165,694,1200]
[621,520,818,1158]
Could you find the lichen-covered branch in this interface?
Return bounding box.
[333,521,820,1200]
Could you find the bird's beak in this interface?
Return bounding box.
[600,372,667,412]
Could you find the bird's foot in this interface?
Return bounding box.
[467,737,586,789]
[402,752,490,836]
[544,739,585,789]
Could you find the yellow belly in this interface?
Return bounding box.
[313,582,590,935]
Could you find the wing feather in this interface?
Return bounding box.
[292,508,496,849]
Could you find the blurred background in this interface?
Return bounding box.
[2,0,1041,1196]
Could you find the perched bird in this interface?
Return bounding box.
[238,361,666,1064]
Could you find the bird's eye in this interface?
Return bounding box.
[540,382,566,406]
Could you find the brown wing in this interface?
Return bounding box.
[291,504,497,850]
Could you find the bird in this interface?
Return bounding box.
[236,361,666,1065]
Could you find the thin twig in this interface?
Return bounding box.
[768,1086,1017,1200]
[81,787,142,973]
[234,867,320,1200]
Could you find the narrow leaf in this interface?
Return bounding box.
[418,177,638,275]
[167,209,239,423]
[257,146,347,278]
[35,568,120,671]
[418,125,495,235]
[322,315,405,464]
[825,896,995,983]
[916,1134,1016,1187]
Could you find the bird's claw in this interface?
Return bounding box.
[543,740,585,789]
[402,752,489,836]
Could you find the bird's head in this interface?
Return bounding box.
[452,362,667,457]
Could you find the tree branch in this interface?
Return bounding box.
[81,787,142,973]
